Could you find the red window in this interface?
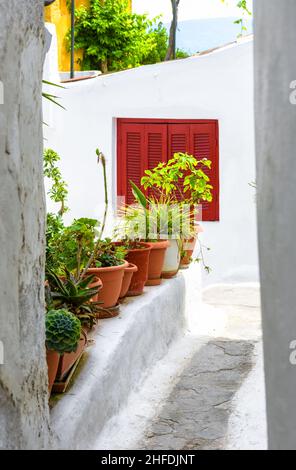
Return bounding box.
[117,119,219,221]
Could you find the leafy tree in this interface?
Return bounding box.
[72,0,160,73]
[142,22,169,65]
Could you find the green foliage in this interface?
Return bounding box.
[142,22,169,65]
[46,309,82,354]
[53,218,99,275]
[94,238,127,267]
[42,80,65,110]
[44,148,69,214]
[176,49,190,59]
[141,152,213,206]
[221,0,252,35]
[44,148,69,272]
[46,269,101,328]
[120,187,196,241]
[71,0,176,72]
[46,213,65,272]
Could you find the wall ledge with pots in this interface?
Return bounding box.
[50,269,199,449]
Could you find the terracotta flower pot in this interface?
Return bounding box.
[180,226,203,268]
[46,349,60,394]
[87,260,128,309]
[122,243,151,296]
[55,330,88,382]
[120,263,138,298]
[161,239,181,279]
[146,240,169,286]
[180,237,197,268]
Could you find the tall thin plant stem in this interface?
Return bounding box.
[79,149,108,281]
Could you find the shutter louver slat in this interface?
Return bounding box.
[126,132,142,204]
[168,125,190,202]
[190,124,218,221]
[145,125,167,198]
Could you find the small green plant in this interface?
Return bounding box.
[44,148,69,215]
[94,239,127,268]
[46,309,82,354]
[44,148,69,272]
[122,182,197,241]
[141,152,213,206]
[46,269,101,328]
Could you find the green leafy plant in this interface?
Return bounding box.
[141,152,213,206]
[71,0,169,72]
[44,148,69,272]
[46,309,82,354]
[94,239,127,268]
[44,148,69,216]
[221,0,252,36]
[46,269,101,328]
[119,182,196,242]
[124,181,211,273]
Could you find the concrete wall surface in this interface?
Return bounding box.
[255,0,296,450]
[0,0,51,449]
[44,36,259,287]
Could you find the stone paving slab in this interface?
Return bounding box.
[140,339,255,450]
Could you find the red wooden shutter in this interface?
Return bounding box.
[117,119,219,220]
[190,123,219,221]
[144,124,167,197]
[168,124,190,158]
[168,124,191,202]
[117,122,167,204]
[117,122,145,205]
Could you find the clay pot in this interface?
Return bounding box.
[180,226,203,268]
[46,349,60,394]
[180,237,197,268]
[55,330,88,382]
[87,260,128,309]
[161,239,181,279]
[146,240,169,286]
[120,263,138,298]
[123,243,151,296]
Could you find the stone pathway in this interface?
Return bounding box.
[95,283,267,450]
[140,339,255,450]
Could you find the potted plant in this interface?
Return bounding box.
[46,268,102,330]
[122,182,170,285]
[45,309,82,393]
[141,152,213,270]
[87,239,128,309]
[119,263,138,298]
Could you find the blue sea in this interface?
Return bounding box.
[167,17,253,54]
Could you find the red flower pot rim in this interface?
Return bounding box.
[148,240,169,250]
[124,263,138,273]
[113,241,151,252]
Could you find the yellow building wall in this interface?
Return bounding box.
[45,0,133,72]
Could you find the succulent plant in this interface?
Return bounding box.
[46,309,82,354]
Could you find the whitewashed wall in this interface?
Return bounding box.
[44,29,258,286]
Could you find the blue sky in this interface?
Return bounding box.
[133,0,253,23]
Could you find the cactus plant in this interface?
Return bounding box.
[46,309,82,354]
